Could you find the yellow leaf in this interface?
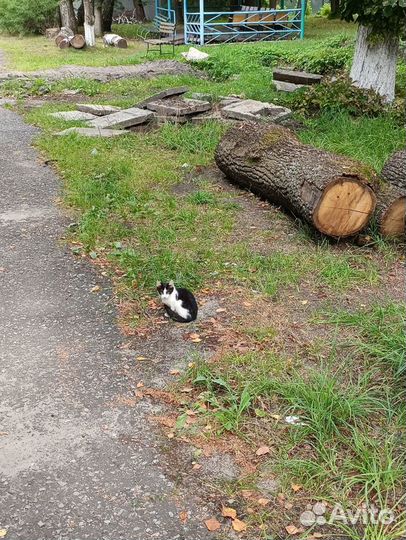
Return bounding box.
[256,445,270,456]
[221,507,237,519]
[170,369,181,375]
[232,518,247,532]
[179,510,188,523]
[285,525,300,535]
[0,530,7,538]
[291,483,302,492]
[136,356,146,361]
[204,518,221,531]
[136,381,144,388]
[91,285,101,293]
[257,498,270,506]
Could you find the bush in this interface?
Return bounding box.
[290,76,405,120]
[0,0,58,34]
[195,57,235,82]
[260,35,353,74]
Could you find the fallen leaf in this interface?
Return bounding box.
[241,490,254,499]
[191,338,202,343]
[136,382,144,388]
[243,301,252,307]
[91,285,101,293]
[232,518,247,532]
[291,483,302,492]
[301,300,308,305]
[309,534,323,539]
[136,356,146,361]
[167,432,175,439]
[256,445,270,456]
[180,387,193,393]
[0,530,7,538]
[192,463,202,470]
[188,362,195,368]
[216,308,227,313]
[285,525,301,535]
[204,518,221,532]
[284,502,293,510]
[170,369,181,375]
[257,498,270,506]
[189,333,200,340]
[221,507,237,519]
[179,510,188,523]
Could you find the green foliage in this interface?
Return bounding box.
[0,0,58,34]
[195,57,236,82]
[340,0,406,38]
[261,35,353,74]
[290,76,404,119]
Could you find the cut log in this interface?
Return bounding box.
[55,35,71,49]
[215,122,377,238]
[103,33,128,48]
[55,27,86,49]
[375,150,406,238]
[69,34,86,49]
[381,150,405,191]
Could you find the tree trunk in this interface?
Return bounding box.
[376,150,406,238]
[103,33,128,48]
[102,0,115,32]
[59,0,78,33]
[133,0,146,22]
[55,27,86,49]
[83,0,96,46]
[215,123,378,238]
[95,2,103,36]
[329,0,340,18]
[350,25,399,103]
[77,1,84,26]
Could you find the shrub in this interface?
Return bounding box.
[290,76,404,120]
[0,0,58,35]
[260,35,353,74]
[195,57,235,82]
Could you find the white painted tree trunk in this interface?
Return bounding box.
[350,25,399,103]
[83,0,96,46]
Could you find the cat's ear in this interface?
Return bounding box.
[169,279,175,287]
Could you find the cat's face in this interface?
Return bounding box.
[156,280,175,300]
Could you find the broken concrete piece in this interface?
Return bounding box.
[56,127,129,137]
[154,115,189,125]
[273,80,306,92]
[273,68,322,85]
[219,97,243,107]
[88,107,154,129]
[136,86,189,108]
[49,110,97,121]
[146,98,211,116]
[181,47,209,62]
[76,104,121,116]
[221,99,291,123]
[190,92,214,102]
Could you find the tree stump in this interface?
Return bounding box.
[376,150,405,237]
[55,27,86,49]
[215,122,378,238]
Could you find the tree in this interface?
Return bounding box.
[83,0,95,45]
[59,0,77,32]
[133,0,146,22]
[0,0,58,34]
[341,0,406,103]
[329,0,340,18]
[101,0,115,32]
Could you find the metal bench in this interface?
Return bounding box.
[144,17,176,55]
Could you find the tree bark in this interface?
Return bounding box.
[375,150,406,238]
[350,25,399,103]
[102,0,116,32]
[59,0,78,34]
[83,0,96,46]
[77,1,84,27]
[381,150,406,191]
[133,0,146,22]
[55,28,86,49]
[215,122,378,238]
[95,2,103,36]
[329,0,340,18]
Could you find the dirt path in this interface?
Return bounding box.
[0,60,195,83]
[0,105,214,539]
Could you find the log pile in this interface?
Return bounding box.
[55,27,86,49]
[215,122,379,238]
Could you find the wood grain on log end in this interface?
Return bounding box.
[313,177,376,237]
[380,196,406,237]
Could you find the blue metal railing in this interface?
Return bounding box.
[184,5,305,45]
[156,5,176,23]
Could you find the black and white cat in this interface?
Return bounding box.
[156,280,198,323]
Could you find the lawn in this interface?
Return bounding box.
[1,15,405,539]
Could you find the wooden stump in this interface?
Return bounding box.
[215,122,378,238]
[376,150,405,238]
[55,27,85,49]
[103,33,128,48]
[70,34,86,49]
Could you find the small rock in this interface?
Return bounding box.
[181,47,209,62]
[257,478,280,495]
[221,99,291,123]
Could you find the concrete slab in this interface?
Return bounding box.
[88,107,154,129]
[56,127,129,137]
[273,80,307,92]
[221,99,291,123]
[136,86,189,108]
[76,104,121,116]
[273,67,322,85]
[49,110,97,121]
[146,98,211,116]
